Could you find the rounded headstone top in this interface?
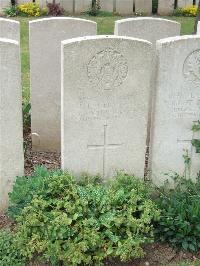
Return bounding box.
[115,17,181,26]
[61,35,152,46]
[29,16,97,26]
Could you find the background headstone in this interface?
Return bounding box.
[61,0,74,13]
[150,36,200,185]
[29,18,97,152]
[100,0,114,12]
[61,36,153,179]
[115,18,181,46]
[75,0,92,13]
[0,38,24,212]
[197,21,200,34]
[135,0,152,14]
[157,0,175,15]
[116,0,134,15]
[115,18,181,164]
[178,0,193,8]
[0,18,20,42]
[0,0,10,12]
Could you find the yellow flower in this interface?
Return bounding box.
[18,2,42,17]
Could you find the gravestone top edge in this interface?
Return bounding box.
[0,37,18,45]
[61,35,153,46]
[156,35,200,47]
[29,17,97,26]
[0,18,20,24]
[115,17,181,26]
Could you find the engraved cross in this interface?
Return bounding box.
[87,125,123,178]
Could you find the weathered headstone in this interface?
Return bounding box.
[100,0,113,12]
[0,38,24,211]
[135,0,152,14]
[0,0,10,12]
[178,0,193,8]
[75,0,92,13]
[61,36,153,179]
[157,0,174,15]
[62,0,74,13]
[0,18,20,42]
[150,36,200,185]
[29,17,97,152]
[116,0,134,15]
[115,18,181,46]
[197,21,200,35]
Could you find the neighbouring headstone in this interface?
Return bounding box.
[157,0,174,15]
[197,21,200,35]
[116,0,134,15]
[100,0,113,12]
[29,17,97,152]
[150,36,200,185]
[0,38,24,211]
[135,0,152,15]
[178,0,193,8]
[18,0,32,4]
[75,0,92,13]
[61,36,153,179]
[114,18,181,46]
[62,0,74,13]
[0,18,20,42]
[0,0,10,12]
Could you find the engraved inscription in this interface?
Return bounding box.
[87,48,128,90]
[79,96,136,120]
[169,92,200,119]
[183,50,200,84]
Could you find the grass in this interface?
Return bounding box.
[13,14,195,104]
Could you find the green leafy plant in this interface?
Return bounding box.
[7,166,62,220]
[192,121,200,132]
[191,139,200,153]
[155,175,200,252]
[8,169,159,265]
[3,5,18,17]
[0,230,26,266]
[192,121,200,154]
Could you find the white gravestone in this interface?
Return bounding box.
[75,0,92,13]
[135,0,152,14]
[29,17,97,152]
[0,0,10,12]
[150,36,200,185]
[115,18,181,46]
[197,21,200,35]
[62,0,74,13]
[0,38,24,212]
[115,18,181,151]
[116,0,134,15]
[157,0,174,15]
[61,36,153,179]
[100,0,114,12]
[178,0,193,8]
[0,18,20,42]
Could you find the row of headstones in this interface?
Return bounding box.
[0,0,198,15]
[1,17,200,211]
[159,0,197,15]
